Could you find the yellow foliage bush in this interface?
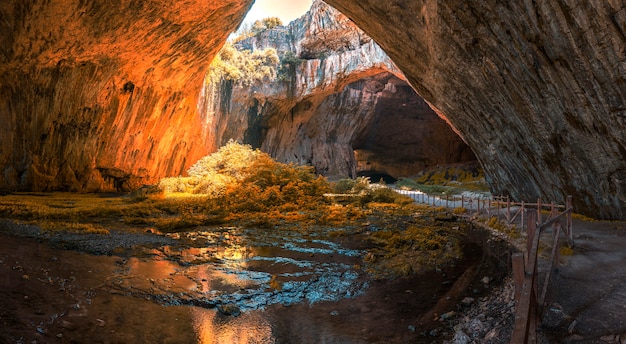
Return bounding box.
[560,246,574,256]
[155,142,332,226]
[453,207,467,215]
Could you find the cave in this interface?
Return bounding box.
[1,1,625,343]
[247,71,479,181]
[351,74,476,179]
[204,3,477,182]
[0,0,624,218]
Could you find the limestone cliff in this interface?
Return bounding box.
[4,0,623,219]
[326,0,626,219]
[0,0,252,191]
[203,0,475,179]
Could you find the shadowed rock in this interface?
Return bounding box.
[203,0,475,179]
[325,0,626,219]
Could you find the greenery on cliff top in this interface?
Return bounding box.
[231,17,284,43]
[207,16,285,86]
[209,16,304,87]
[208,43,279,86]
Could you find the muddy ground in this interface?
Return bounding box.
[537,219,626,344]
[2,213,624,344]
[0,216,513,344]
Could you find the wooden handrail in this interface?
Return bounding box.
[511,199,574,343]
[511,211,539,343]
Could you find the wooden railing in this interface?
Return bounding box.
[510,197,573,343]
[393,188,574,343]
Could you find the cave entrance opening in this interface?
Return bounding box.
[214,0,481,186]
[349,73,477,182]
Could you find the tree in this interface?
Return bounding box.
[262,17,283,30]
[231,17,285,42]
[208,43,280,86]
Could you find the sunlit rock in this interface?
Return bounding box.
[203,0,474,179]
[0,0,253,192]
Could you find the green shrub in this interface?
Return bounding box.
[208,44,279,86]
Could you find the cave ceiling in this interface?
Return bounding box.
[1,0,625,218]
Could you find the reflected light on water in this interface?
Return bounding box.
[191,307,275,344]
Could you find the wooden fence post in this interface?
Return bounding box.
[512,210,539,343]
[526,212,535,259]
[507,196,511,222]
[566,195,573,247]
[521,201,525,233]
[513,253,525,304]
[537,197,542,224]
[497,197,500,220]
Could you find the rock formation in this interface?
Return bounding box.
[203,0,475,180]
[325,0,626,219]
[2,0,625,219]
[0,0,253,191]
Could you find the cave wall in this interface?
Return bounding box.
[4,0,624,218]
[0,0,252,191]
[325,0,626,219]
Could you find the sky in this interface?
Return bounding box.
[242,0,313,26]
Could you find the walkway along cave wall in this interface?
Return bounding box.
[325,0,626,219]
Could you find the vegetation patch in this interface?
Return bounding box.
[395,164,489,196]
[0,142,473,281]
[208,43,279,86]
[363,205,465,279]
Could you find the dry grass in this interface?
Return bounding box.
[0,144,470,281]
[453,207,467,215]
[572,212,598,222]
[559,246,574,256]
[0,189,468,281]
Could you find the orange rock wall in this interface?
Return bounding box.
[0,0,252,191]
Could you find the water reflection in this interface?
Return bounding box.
[111,226,366,313]
[191,308,275,344]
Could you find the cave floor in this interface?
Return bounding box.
[538,218,626,343]
[0,213,625,343]
[0,217,509,344]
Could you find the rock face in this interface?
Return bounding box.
[0,0,252,191]
[203,0,475,179]
[325,0,626,219]
[3,0,625,219]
